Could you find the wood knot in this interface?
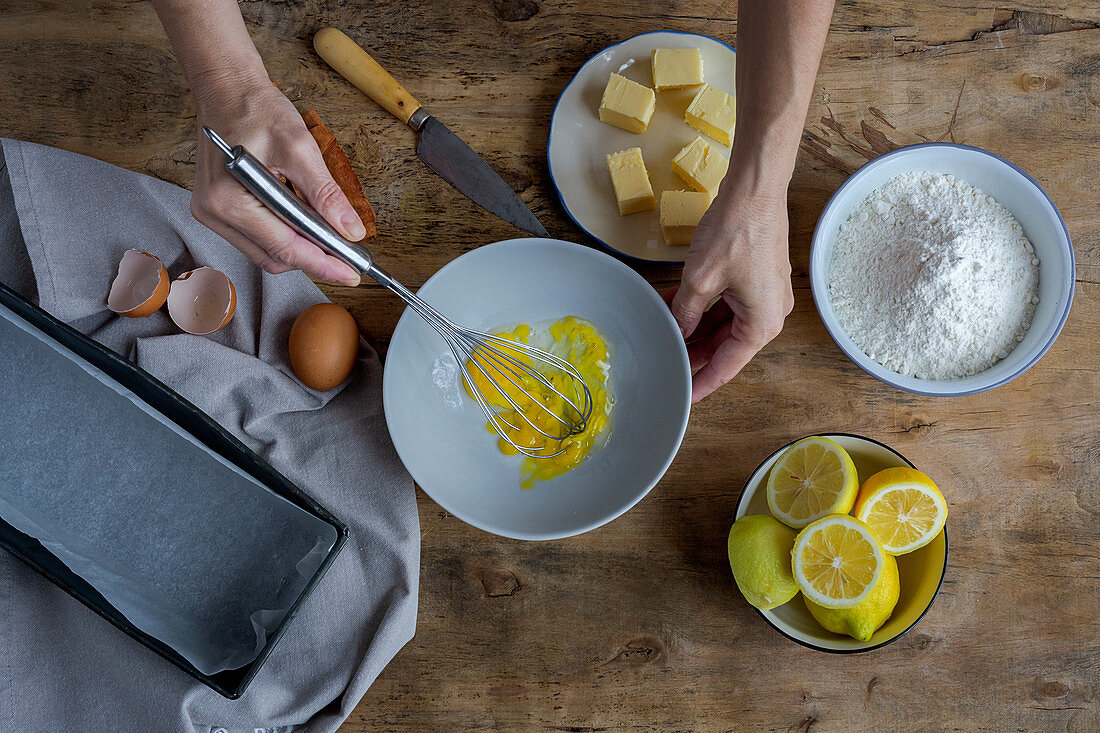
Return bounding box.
[908,632,935,651]
[1027,455,1064,479]
[603,634,666,668]
[1038,679,1069,698]
[1017,73,1047,92]
[476,567,521,597]
[494,0,539,22]
[898,417,937,434]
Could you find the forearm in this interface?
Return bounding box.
[722,0,835,199]
[150,0,270,109]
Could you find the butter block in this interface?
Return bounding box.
[684,84,736,146]
[672,136,729,195]
[606,148,657,216]
[660,190,713,245]
[651,48,704,90]
[598,73,656,134]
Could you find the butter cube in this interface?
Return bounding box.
[660,190,713,245]
[598,73,655,134]
[651,48,704,91]
[606,148,657,216]
[684,84,736,146]
[672,136,729,195]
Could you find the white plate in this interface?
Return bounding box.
[548,31,736,263]
[382,239,691,540]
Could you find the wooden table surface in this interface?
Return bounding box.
[3,0,1098,730]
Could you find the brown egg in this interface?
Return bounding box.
[288,303,360,391]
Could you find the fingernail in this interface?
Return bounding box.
[335,265,361,287]
[341,210,367,240]
[322,273,360,287]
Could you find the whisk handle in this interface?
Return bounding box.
[203,126,376,276]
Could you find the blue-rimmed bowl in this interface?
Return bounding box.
[734,434,948,653]
[809,143,1075,396]
[547,30,736,264]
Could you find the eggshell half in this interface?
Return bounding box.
[288,303,360,391]
[107,250,170,318]
[167,267,237,335]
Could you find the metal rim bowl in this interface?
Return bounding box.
[809,143,1075,396]
[547,30,736,265]
[382,238,691,541]
[733,433,948,653]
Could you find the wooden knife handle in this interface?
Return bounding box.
[313,27,422,126]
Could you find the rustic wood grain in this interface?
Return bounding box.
[1,0,1098,730]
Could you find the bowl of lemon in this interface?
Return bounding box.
[729,434,948,652]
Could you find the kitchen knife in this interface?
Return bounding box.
[313,27,548,238]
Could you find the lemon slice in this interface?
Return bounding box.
[792,514,885,609]
[854,467,948,555]
[766,436,859,528]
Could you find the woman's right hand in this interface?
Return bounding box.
[191,76,365,286]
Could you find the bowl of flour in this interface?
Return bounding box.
[810,143,1075,396]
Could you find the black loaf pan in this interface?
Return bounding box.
[0,281,348,698]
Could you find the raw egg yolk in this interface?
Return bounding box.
[463,317,614,489]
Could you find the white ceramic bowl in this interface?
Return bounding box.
[735,434,948,653]
[383,239,691,540]
[547,30,736,263]
[810,143,1075,396]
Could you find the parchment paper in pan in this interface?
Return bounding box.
[0,303,338,675]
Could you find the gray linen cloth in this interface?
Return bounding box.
[0,138,419,733]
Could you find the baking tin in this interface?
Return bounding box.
[0,282,348,698]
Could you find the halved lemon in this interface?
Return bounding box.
[792,514,886,609]
[766,436,859,528]
[854,467,947,555]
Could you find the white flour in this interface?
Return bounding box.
[829,171,1040,380]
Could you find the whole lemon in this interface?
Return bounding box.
[804,552,900,641]
[727,515,799,610]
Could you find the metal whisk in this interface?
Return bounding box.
[203,127,592,458]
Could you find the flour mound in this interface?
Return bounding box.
[829,171,1040,380]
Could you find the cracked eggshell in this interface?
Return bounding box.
[107,250,170,318]
[167,267,236,335]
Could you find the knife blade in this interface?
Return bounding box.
[313,27,548,237]
[415,116,547,237]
